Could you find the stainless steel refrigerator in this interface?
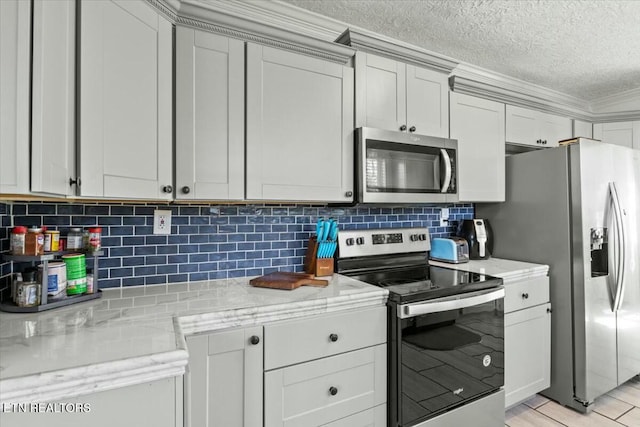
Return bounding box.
[477,139,640,412]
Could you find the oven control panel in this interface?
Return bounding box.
[338,228,431,258]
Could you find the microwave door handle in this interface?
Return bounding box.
[609,182,626,312]
[440,149,452,193]
[399,288,504,319]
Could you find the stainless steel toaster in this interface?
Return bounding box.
[430,237,469,263]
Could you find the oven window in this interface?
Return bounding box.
[365,140,442,193]
[396,301,504,426]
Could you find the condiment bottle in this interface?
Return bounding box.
[10,226,27,255]
[25,227,44,255]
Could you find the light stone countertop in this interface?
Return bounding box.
[429,257,549,284]
[0,274,388,403]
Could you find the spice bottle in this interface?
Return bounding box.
[25,227,44,255]
[88,227,102,252]
[10,226,27,255]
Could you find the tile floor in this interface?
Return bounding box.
[505,376,640,427]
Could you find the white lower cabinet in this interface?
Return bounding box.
[264,345,386,427]
[503,276,551,408]
[184,326,263,427]
[185,306,386,427]
[0,377,181,427]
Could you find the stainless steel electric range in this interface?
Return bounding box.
[336,227,506,427]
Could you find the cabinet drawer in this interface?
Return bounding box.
[504,276,549,313]
[321,404,386,427]
[264,345,387,427]
[264,306,386,370]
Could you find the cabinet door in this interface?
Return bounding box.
[506,105,538,146]
[79,0,172,199]
[450,93,505,202]
[505,303,551,408]
[246,44,354,202]
[175,27,244,200]
[31,0,75,196]
[573,119,593,139]
[593,121,634,148]
[0,0,30,194]
[185,326,263,427]
[355,52,406,131]
[265,345,386,427]
[406,64,449,138]
[537,111,571,148]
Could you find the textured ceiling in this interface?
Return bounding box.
[277,0,640,101]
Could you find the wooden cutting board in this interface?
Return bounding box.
[250,272,328,290]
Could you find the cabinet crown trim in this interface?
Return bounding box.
[450,64,640,122]
[336,28,458,73]
[150,0,355,64]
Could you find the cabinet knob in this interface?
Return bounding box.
[329,386,338,396]
[182,186,191,194]
[522,293,529,299]
[162,185,173,193]
[399,124,407,131]
[345,191,353,197]
[547,307,553,313]
[69,177,78,187]
[543,140,548,145]
[329,333,339,342]
[409,126,416,133]
[249,335,260,345]
[536,139,541,144]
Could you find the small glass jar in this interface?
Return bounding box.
[67,228,84,250]
[25,227,44,255]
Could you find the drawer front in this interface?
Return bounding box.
[264,306,386,370]
[504,276,549,313]
[321,404,386,427]
[264,345,386,427]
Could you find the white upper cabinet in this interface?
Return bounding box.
[245,43,354,202]
[450,92,505,202]
[78,0,172,200]
[593,121,640,149]
[31,0,76,196]
[573,119,593,139]
[0,0,30,194]
[175,27,245,200]
[355,52,449,138]
[506,105,572,148]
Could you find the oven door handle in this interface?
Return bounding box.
[398,287,504,319]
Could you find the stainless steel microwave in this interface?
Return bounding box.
[356,127,458,204]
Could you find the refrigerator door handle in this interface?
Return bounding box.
[609,182,626,312]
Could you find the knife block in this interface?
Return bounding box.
[304,236,334,277]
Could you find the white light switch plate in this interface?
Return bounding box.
[440,208,450,227]
[153,210,172,235]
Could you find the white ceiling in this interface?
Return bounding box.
[276,0,640,102]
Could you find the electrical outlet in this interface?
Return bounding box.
[439,208,450,227]
[153,210,172,235]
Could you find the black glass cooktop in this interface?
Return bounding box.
[348,265,502,304]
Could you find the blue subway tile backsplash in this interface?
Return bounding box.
[0,201,473,293]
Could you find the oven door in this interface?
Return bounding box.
[389,287,505,427]
[356,127,457,204]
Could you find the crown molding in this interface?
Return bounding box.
[146,0,354,64]
[450,63,640,122]
[336,28,458,74]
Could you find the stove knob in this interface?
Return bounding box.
[345,238,355,246]
[356,237,365,245]
[410,234,418,242]
[419,234,427,241]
